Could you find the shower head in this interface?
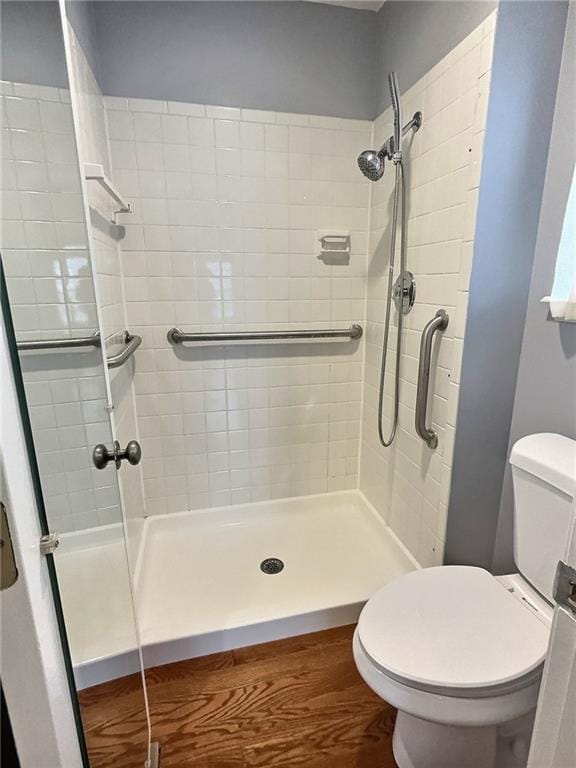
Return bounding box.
[358,72,421,182]
[357,149,385,181]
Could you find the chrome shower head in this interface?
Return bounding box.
[357,149,385,181]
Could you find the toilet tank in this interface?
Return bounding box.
[511,433,576,603]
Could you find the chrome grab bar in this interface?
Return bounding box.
[167,324,363,345]
[415,309,449,449]
[16,329,141,369]
[16,331,101,351]
[106,331,142,369]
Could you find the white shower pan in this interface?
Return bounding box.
[57,490,418,689]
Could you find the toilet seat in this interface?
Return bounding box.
[353,630,543,728]
[357,566,550,697]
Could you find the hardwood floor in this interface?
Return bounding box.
[78,625,398,768]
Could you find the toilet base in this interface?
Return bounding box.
[392,710,535,768]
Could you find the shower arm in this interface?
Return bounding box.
[377,111,422,160]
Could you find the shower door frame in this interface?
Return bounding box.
[1,278,86,767]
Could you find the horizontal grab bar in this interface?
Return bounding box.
[415,309,449,449]
[167,325,363,345]
[16,330,142,370]
[106,331,142,369]
[16,332,101,351]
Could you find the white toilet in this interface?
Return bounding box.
[353,433,576,768]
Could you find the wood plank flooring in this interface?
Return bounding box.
[78,625,398,768]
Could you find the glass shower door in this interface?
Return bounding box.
[2,262,151,766]
[0,2,150,764]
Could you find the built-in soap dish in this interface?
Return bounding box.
[317,230,351,265]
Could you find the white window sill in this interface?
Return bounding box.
[541,296,576,323]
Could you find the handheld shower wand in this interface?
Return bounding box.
[356,72,423,448]
[388,72,403,162]
[374,71,406,447]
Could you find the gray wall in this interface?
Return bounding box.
[445,1,570,570]
[0,1,68,88]
[86,1,377,119]
[374,1,495,115]
[492,3,576,574]
[65,0,101,83]
[64,1,500,120]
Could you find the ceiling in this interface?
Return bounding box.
[302,1,385,9]
[210,1,385,10]
[193,1,385,10]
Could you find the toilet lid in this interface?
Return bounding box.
[358,566,550,692]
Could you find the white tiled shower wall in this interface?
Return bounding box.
[0,79,122,532]
[104,98,372,513]
[64,22,146,560]
[12,10,496,557]
[359,13,497,566]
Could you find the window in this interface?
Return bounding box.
[547,165,576,321]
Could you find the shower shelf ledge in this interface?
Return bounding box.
[83,162,132,218]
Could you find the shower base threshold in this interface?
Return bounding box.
[61,490,418,689]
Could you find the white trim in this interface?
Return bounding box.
[0,310,83,767]
[527,498,576,767]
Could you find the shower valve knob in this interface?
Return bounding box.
[393,271,416,315]
[93,439,142,470]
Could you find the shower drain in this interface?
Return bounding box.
[260,557,284,575]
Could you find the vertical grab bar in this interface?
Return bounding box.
[415,309,449,449]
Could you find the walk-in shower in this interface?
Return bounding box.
[358,73,422,447]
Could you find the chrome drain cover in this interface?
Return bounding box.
[260,557,284,575]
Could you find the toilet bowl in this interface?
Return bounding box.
[353,433,576,768]
[353,432,576,768]
[354,566,552,768]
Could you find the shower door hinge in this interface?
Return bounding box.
[39,532,60,556]
[553,560,576,614]
[145,742,161,768]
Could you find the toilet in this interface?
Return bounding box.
[353,433,576,768]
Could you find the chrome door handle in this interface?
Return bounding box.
[415,310,449,449]
[93,440,142,470]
